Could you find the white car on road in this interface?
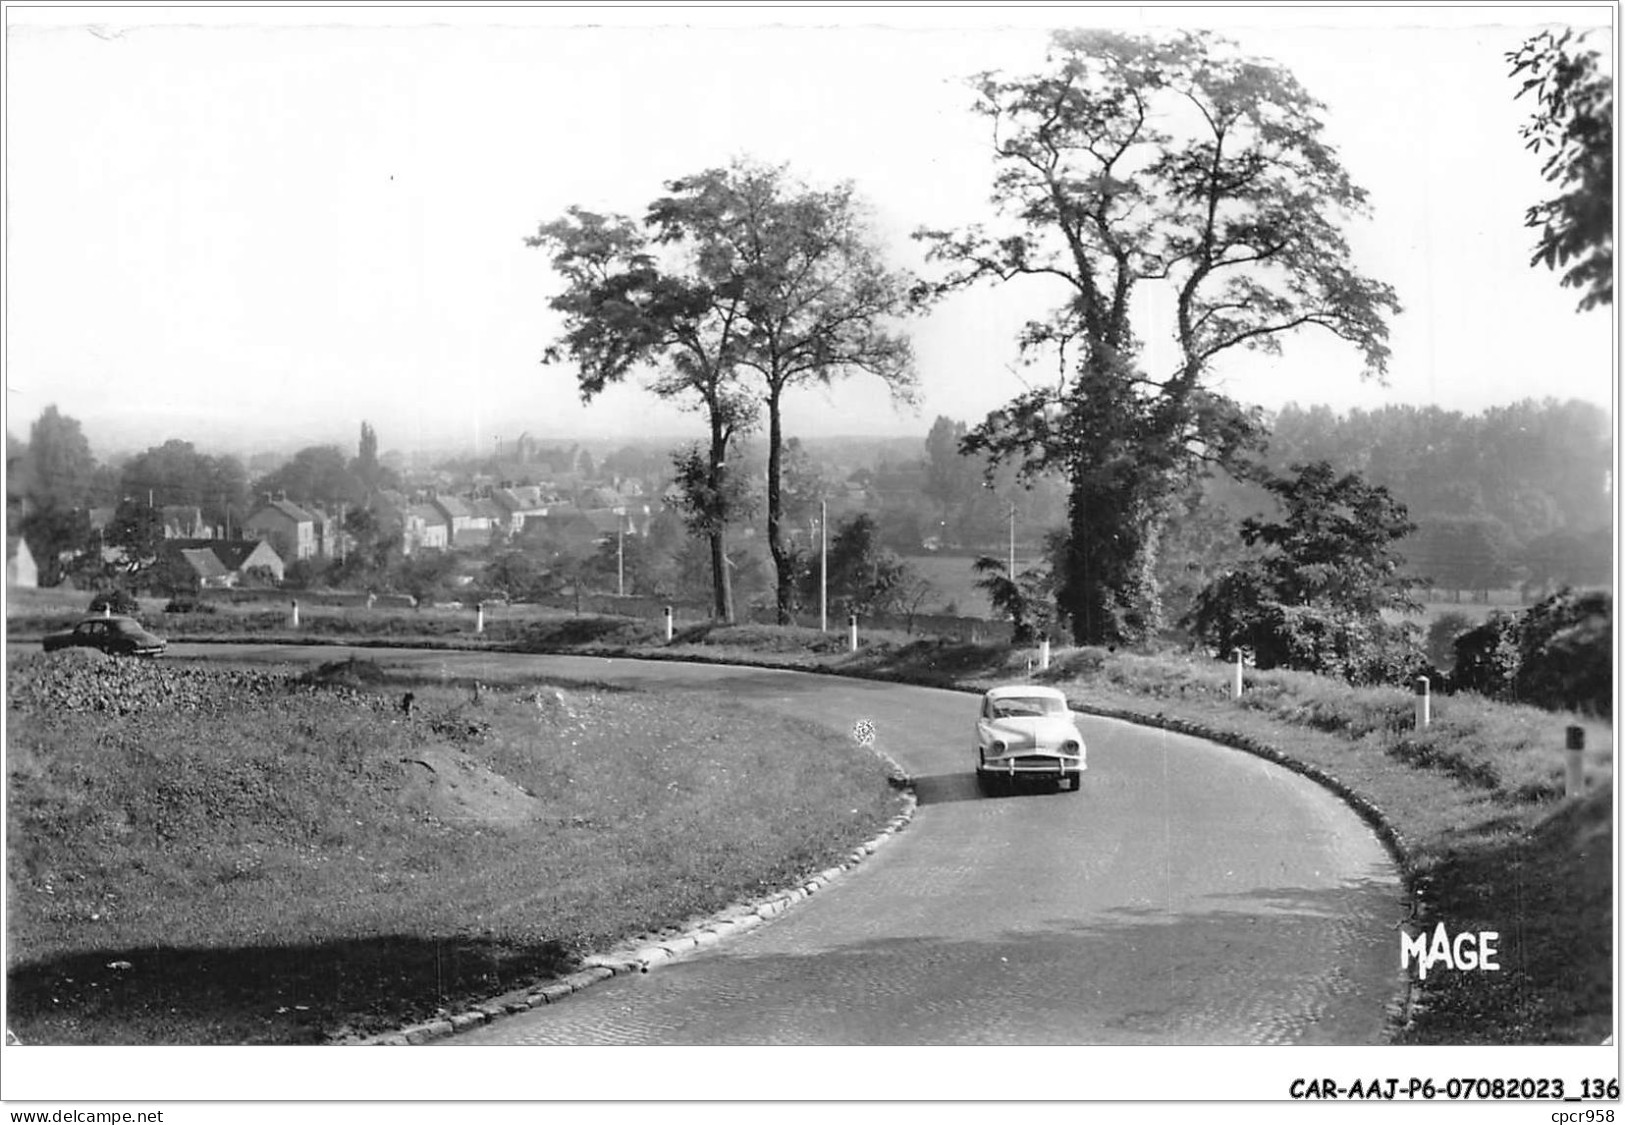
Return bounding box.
[975,685,1086,794]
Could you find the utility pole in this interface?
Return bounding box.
[616,508,625,597]
[1008,502,1017,577]
[820,498,828,633]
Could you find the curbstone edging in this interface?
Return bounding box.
[402,1020,454,1045]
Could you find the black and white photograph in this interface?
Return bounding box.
[1,3,1616,1119]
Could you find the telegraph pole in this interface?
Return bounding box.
[1008,502,1016,577]
[820,499,828,633]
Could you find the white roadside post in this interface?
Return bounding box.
[849,614,858,653]
[1232,648,1244,700]
[1414,675,1431,730]
[290,599,300,629]
[664,605,674,642]
[1566,726,1586,798]
[1039,635,1051,671]
[475,602,485,635]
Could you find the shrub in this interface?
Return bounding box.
[1515,589,1612,717]
[87,588,141,616]
[163,598,219,615]
[1453,611,1522,697]
[1426,611,1476,671]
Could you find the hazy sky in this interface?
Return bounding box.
[5,5,1615,461]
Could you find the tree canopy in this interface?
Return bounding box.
[1509,28,1613,311]
[919,29,1400,645]
[528,202,756,621]
[529,160,918,623]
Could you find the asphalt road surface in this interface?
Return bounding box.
[176,644,1406,1046]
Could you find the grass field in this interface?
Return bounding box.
[5,650,903,1045]
[897,553,996,617]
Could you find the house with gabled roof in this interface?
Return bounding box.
[176,546,231,588]
[163,538,286,586]
[244,497,318,561]
[211,538,286,584]
[430,495,475,539]
[407,505,448,553]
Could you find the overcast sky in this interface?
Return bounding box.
[5,5,1615,462]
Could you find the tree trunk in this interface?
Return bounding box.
[765,387,793,625]
[1059,463,1176,647]
[710,528,733,623]
[708,421,735,624]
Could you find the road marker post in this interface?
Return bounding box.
[1232,648,1244,700]
[1414,675,1431,730]
[1566,725,1586,798]
[475,602,485,635]
[849,614,858,653]
[290,599,300,629]
[664,605,674,642]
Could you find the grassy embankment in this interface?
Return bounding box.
[5,649,903,1045]
[6,593,1613,1044]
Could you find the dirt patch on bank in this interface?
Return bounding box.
[392,744,541,827]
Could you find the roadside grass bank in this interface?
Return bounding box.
[504,618,1614,1045]
[5,650,904,1045]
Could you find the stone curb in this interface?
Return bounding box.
[352,752,918,1046]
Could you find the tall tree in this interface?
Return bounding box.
[119,439,250,531]
[527,206,756,621]
[814,513,910,619]
[1509,28,1613,311]
[351,421,396,493]
[17,407,99,582]
[922,416,984,528]
[23,405,97,514]
[919,30,1399,645]
[252,445,365,510]
[646,161,918,624]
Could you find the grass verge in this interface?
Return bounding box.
[5,651,903,1044]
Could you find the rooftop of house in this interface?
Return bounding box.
[250,497,318,524]
[176,546,231,581]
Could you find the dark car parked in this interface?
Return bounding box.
[42,615,167,657]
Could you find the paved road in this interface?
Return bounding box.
[176,644,1405,1045]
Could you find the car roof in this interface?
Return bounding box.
[985,685,1068,701]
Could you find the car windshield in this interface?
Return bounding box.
[992,696,1065,719]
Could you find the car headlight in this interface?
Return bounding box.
[990,740,1006,754]
[1062,740,1080,754]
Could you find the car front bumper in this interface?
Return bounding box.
[978,754,1085,778]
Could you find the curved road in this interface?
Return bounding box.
[179,644,1405,1045]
